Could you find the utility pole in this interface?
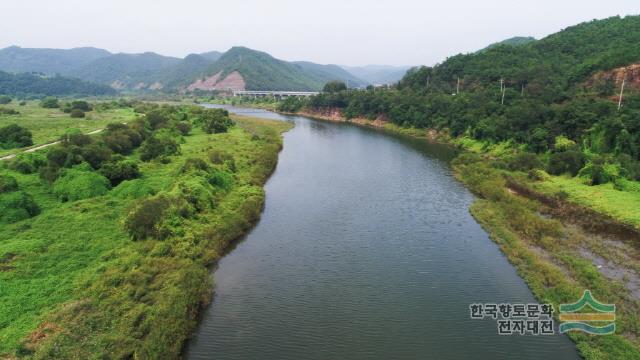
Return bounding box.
[618,76,626,110]
[521,83,525,96]
[426,76,430,90]
[456,77,460,95]
[501,81,506,105]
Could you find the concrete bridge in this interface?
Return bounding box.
[233,90,319,98]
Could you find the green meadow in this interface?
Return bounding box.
[0,106,292,358]
[0,101,136,157]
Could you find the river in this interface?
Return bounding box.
[186,106,579,360]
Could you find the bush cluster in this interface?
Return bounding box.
[0,124,33,149]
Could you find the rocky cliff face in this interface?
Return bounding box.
[186,71,246,91]
[589,64,640,90]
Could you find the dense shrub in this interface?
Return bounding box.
[171,177,214,212]
[174,121,192,136]
[39,97,59,108]
[80,144,112,169]
[578,157,620,185]
[0,174,19,193]
[52,167,111,201]
[547,150,585,176]
[70,109,85,118]
[506,152,544,171]
[45,145,83,169]
[0,191,40,223]
[323,81,347,93]
[0,124,33,148]
[145,111,169,130]
[179,157,210,173]
[208,149,233,165]
[208,170,234,191]
[111,179,156,199]
[0,95,11,104]
[139,135,179,161]
[200,109,233,134]
[528,169,551,181]
[60,129,92,147]
[67,100,92,112]
[8,152,46,174]
[99,159,140,186]
[101,123,143,155]
[124,195,172,240]
[0,107,19,115]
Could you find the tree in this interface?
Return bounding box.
[52,167,111,202]
[139,135,180,161]
[0,124,33,149]
[40,97,59,108]
[70,109,85,118]
[200,109,233,134]
[99,159,140,186]
[0,95,11,104]
[0,175,18,193]
[323,81,347,93]
[124,195,172,240]
[0,191,40,223]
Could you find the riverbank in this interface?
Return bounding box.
[279,107,640,359]
[0,112,292,358]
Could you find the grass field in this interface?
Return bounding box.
[454,155,640,360]
[0,112,292,358]
[0,101,136,157]
[530,175,640,230]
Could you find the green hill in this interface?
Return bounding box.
[192,47,367,91]
[480,36,536,52]
[74,52,182,86]
[292,61,368,88]
[0,46,111,75]
[0,71,116,96]
[340,64,411,85]
[310,15,640,161]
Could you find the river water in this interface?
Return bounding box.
[186,106,579,360]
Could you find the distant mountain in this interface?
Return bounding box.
[0,71,116,96]
[480,36,536,52]
[292,61,368,88]
[198,51,223,62]
[186,47,365,91]
[0,46,111,75]
[0,45,402,92]
[341,65,411,85]
[74,52,182,87]
[140,54,214,90]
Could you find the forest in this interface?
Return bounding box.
[280,15,640,188]
[0,71,116,97]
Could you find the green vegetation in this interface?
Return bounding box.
[0,102,292,358]
[480,36,536,52]
[0,101,136,158]
[323,80,347,93]
[0,124,32,149]
[194,46,365,91]
[453,155,640,359]
[285,15,640,229]
[267,15,640,357]
[0,71,115,97]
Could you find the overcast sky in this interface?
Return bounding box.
[1,0,638,66]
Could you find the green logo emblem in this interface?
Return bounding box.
[559,290,615,335]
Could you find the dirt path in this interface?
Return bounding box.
[0,128,106,161]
